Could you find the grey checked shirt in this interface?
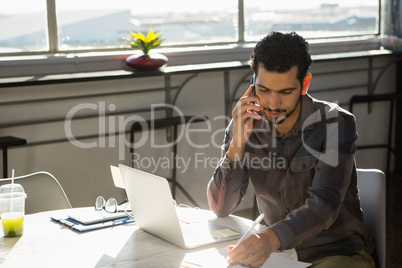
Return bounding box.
[207,94,374,263]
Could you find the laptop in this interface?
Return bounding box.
[117,164,241,249]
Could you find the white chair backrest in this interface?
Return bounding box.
[0,171,72,214]
[356,168,386,268]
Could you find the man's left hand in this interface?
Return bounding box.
[226,229,281,268]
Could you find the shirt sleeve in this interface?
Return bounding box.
[207,120,250,217]
[270,113,358,250]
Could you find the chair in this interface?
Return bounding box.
[0,171,72,214]
[356,168,386,268]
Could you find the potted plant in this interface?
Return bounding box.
[125,29,168,70]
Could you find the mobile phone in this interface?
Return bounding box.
[250,74,256,96]
[249,74,262,119]
[250,74,256,105]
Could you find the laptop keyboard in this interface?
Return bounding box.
[180,223,215,242]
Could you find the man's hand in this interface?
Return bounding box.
[226,229,281,268]
[227,85,261,162]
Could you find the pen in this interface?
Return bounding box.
[235,213,265,246]
[227,213,265,268]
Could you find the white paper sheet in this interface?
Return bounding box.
[181,247,311,268]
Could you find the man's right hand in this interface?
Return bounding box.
[227,85,261,162]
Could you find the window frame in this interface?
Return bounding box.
[19,0,384,54]
[0,0,397,78]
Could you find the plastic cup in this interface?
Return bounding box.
[0,192,27,237]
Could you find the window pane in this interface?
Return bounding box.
[56,0,238,51]
[244,0,379,41]
[0,0,47,53]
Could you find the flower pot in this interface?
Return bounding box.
[125,53,168,70]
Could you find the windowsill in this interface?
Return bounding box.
[0,49,396,88]
[0,35,399,83]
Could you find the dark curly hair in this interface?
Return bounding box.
[250,31,312,87]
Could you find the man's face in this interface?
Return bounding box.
[255,64,302,125]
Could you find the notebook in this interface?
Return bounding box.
[67,209,128,225]
[51,214,134,232]
[117,164,242,249]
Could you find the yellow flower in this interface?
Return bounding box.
[128,29,163,55]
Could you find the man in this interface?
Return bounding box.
[207,32,375,268]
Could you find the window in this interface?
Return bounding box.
[0,0,380,55]
[244,0,379,40]
[56,0,237,50]
[0,0,48,53]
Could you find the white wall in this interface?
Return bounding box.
[0,54,396,212]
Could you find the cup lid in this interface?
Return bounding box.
[0,192,27,200]
[0,183,25,194]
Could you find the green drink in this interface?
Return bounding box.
[1,212,24,236]
[0,191,27,237]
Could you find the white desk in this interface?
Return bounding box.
[0,207,308,268]
[0,207,269,268]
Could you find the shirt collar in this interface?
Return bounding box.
[288,94,316,136]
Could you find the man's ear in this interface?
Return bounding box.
[302,73,312,95]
